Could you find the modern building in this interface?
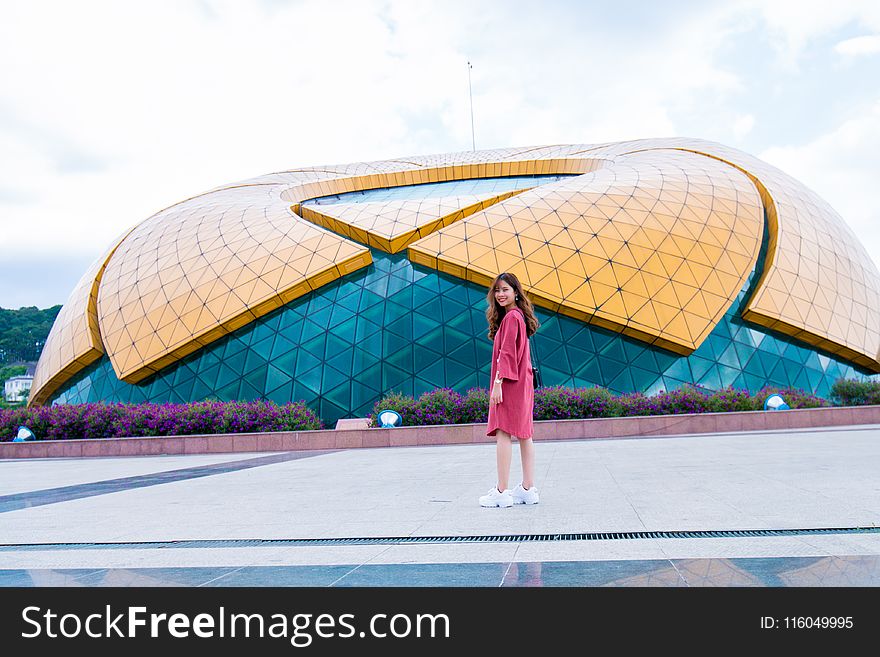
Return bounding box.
[31,139,880,424]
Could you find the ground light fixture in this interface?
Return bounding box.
[763,394,790,411]
[377,410,403,428]
[12,426,36,442]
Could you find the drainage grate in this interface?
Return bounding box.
[1,526,878,551]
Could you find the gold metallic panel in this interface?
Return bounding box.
[97,189,372,383]
[559,138,880,371]
[29,231,132,406]
[409,149,764,353]
[299,190,525,254]
[663,141,880,372]
[279,157,602,204]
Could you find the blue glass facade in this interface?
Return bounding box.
[52,246,868,425]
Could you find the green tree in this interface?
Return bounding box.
[0,305,61,364]
[0,365,27,381]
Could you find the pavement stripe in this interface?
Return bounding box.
[0,450,337,513]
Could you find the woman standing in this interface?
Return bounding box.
[479,272,540,508]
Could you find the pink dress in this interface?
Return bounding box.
[487,307,535,439]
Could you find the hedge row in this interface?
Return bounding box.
[367,384,832,427]
[828,378,880,406]
[0,401,322,442]
[3,379,876,440]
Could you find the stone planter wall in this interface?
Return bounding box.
[1,405,878,460]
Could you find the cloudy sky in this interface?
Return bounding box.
[1,0,878,309]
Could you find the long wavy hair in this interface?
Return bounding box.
[486,272,540,340]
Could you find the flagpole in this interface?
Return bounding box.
[467,61,475,151]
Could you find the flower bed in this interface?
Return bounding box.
[4,379,873,441]
[368,384,831,428]
[0,400,322,442]
[829,378,880,406]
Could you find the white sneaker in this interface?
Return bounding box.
[479,487,513,508]
[511,484,539,505]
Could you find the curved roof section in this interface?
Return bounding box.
[604,138,880,371]
[300,189,528,254]
[29,139,880,405]
[681,142,880,372]
[29,231,131,406]
[96,187,372,383]
[408,149,764,353]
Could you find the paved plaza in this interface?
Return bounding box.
[1,425,879,586]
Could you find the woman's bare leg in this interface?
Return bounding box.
[495,429,512,491]
[519,437,535,489]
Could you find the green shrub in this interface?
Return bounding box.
[752,386,828,410]
[416,388,465,425]
[707,387,755,412]
[616,391,655,416]
[368,391,418,427]
[460,388,490,424]
[829,378,880,406]
[534,386,619,420]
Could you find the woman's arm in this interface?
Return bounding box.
[494,313,521,383]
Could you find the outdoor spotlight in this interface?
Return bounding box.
[13,426,36,442]
[377,409,402,428]
[763,394,790,411]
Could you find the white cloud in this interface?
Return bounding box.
[748,0,880,68]
[759,98,880,271]
[733,114,755,140]
[1,0,879,307]
[834,34,880,57]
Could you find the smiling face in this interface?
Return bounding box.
[494,280,516,310]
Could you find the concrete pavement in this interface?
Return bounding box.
[1,425,879,586]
